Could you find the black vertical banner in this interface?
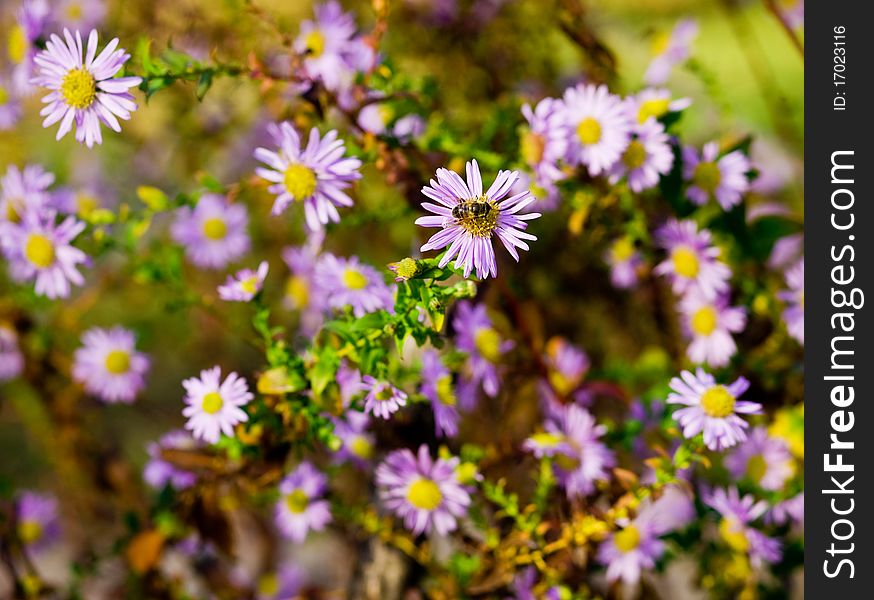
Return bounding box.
[806,2,873,596]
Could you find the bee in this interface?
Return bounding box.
[452,200,493,221]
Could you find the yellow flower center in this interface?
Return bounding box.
[240,276,260,295]
[285,489,309,513]
[474,327,502,363]
[304,30,326,58]
[257,574,279,597]
[66,2,84,20]
[392,257,419,280]
[435,374,457,406]
[529,432,564,448]
[700,385,736,418]
[18,520,43,545]
[349,435,373,459]
[201,391,224,414]
[24,234,55,268]
[283,164,318,201]
[76,193,99,217]
[622,140,647,170]
[454,197,499,238]
[521,130,546,165]
[104,350,131,375]
[719,517,750,552]
[202,217,227,240]
[285,275,309,308]
[614,525,641,553]
[611,237,635,262]
[5,198,22,223]
[693,161,722,194]
[671,246,699,278]
[0,85,8,106]
[407,478,442,510]
[548,371,576,396]
[638,98,671,123]
[61,68,97,110]
[455,462,479,485]
[8,25,26,65]
[746,454,767,484]
[576,117,602,145]
[342,268,368,290]
[691,306,718,336]
[375,385,395,401]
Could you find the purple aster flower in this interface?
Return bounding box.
[644,18,698,86]
[295,1,371,92]
[392,113,426,142]
[313,253,394,317]
[7,0,50,94]
[254,122,362,230]
[679,291,746,367]
[72,326,149,404]
[0,75,23,129]
[725,427,794,491]
[0,163,55,223]
[452,301,514,410]
[0,324,25,381]
[331,411,374,467]
[51,0,106,32]
[420,350,460,438]
[627,88,692,125]
[31,29,142,147]
[654,218,731,300]
[605,236,643,289]
[256,565,305,600]
[281,232,325,335]
[704,486,782,566]
[520,97,568,189]
[16,491,60,553]
[376,445,471,536]
[274,461,332,542]
[768,232,802,271]
[416,159,541,279]
[143,430,202,490]
[608,118,674,193]
[362,375,407,419]
[560,83,632,176]
[542,336,590,403]
[336,360,365,406]
[170,193,250,270]
[0,209,88,299]
[356,99,391,135]
[218,261,269,302]
[182,366,253,444]
[767,492,803,527]
[779,258,803,345]
[668,368,762,451]
[683,142,751,209]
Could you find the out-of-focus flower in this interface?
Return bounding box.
[644,18,698,86]
[143,430,201,490]
[32,29,142,147]
[336,360,365,406]
[780,258,803,345]
[778,0,804,30]
[331,411,374,467]
[182,366,252,444]
[605,236,643,290]
[72,326,149,403]
[314,253,394,317]
[51,0,106,32]
[420,350,460,437]
[452,301,513,409]
[704,486,782,566]
[769,404,804,459]
[679,291,746,367]
[768,492,803,527]
[0,164,55,223]
[392,113,426,142]
[376,444,471,536]
[254,123,362,230]
[683,142,750,209]
[626,88,692,125]
[560,83,632,176]
[16,491,60,553]
[218,261,269,302]
[362,375,407,419]
[668,368,762,451]
[725,427,794,491]
[417,159,540,279]
[7,0,50,93]
[541,336,590,404]
[256,565,305,600]
[520,97,568,190]
[608,118,673,193]
[274,461,332,542]
[654,218,731,300]
[0,324,24,381]
[281,232,325,335]
[0,75,23,129]
[171,193,250,270]
[0,209,88,299]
